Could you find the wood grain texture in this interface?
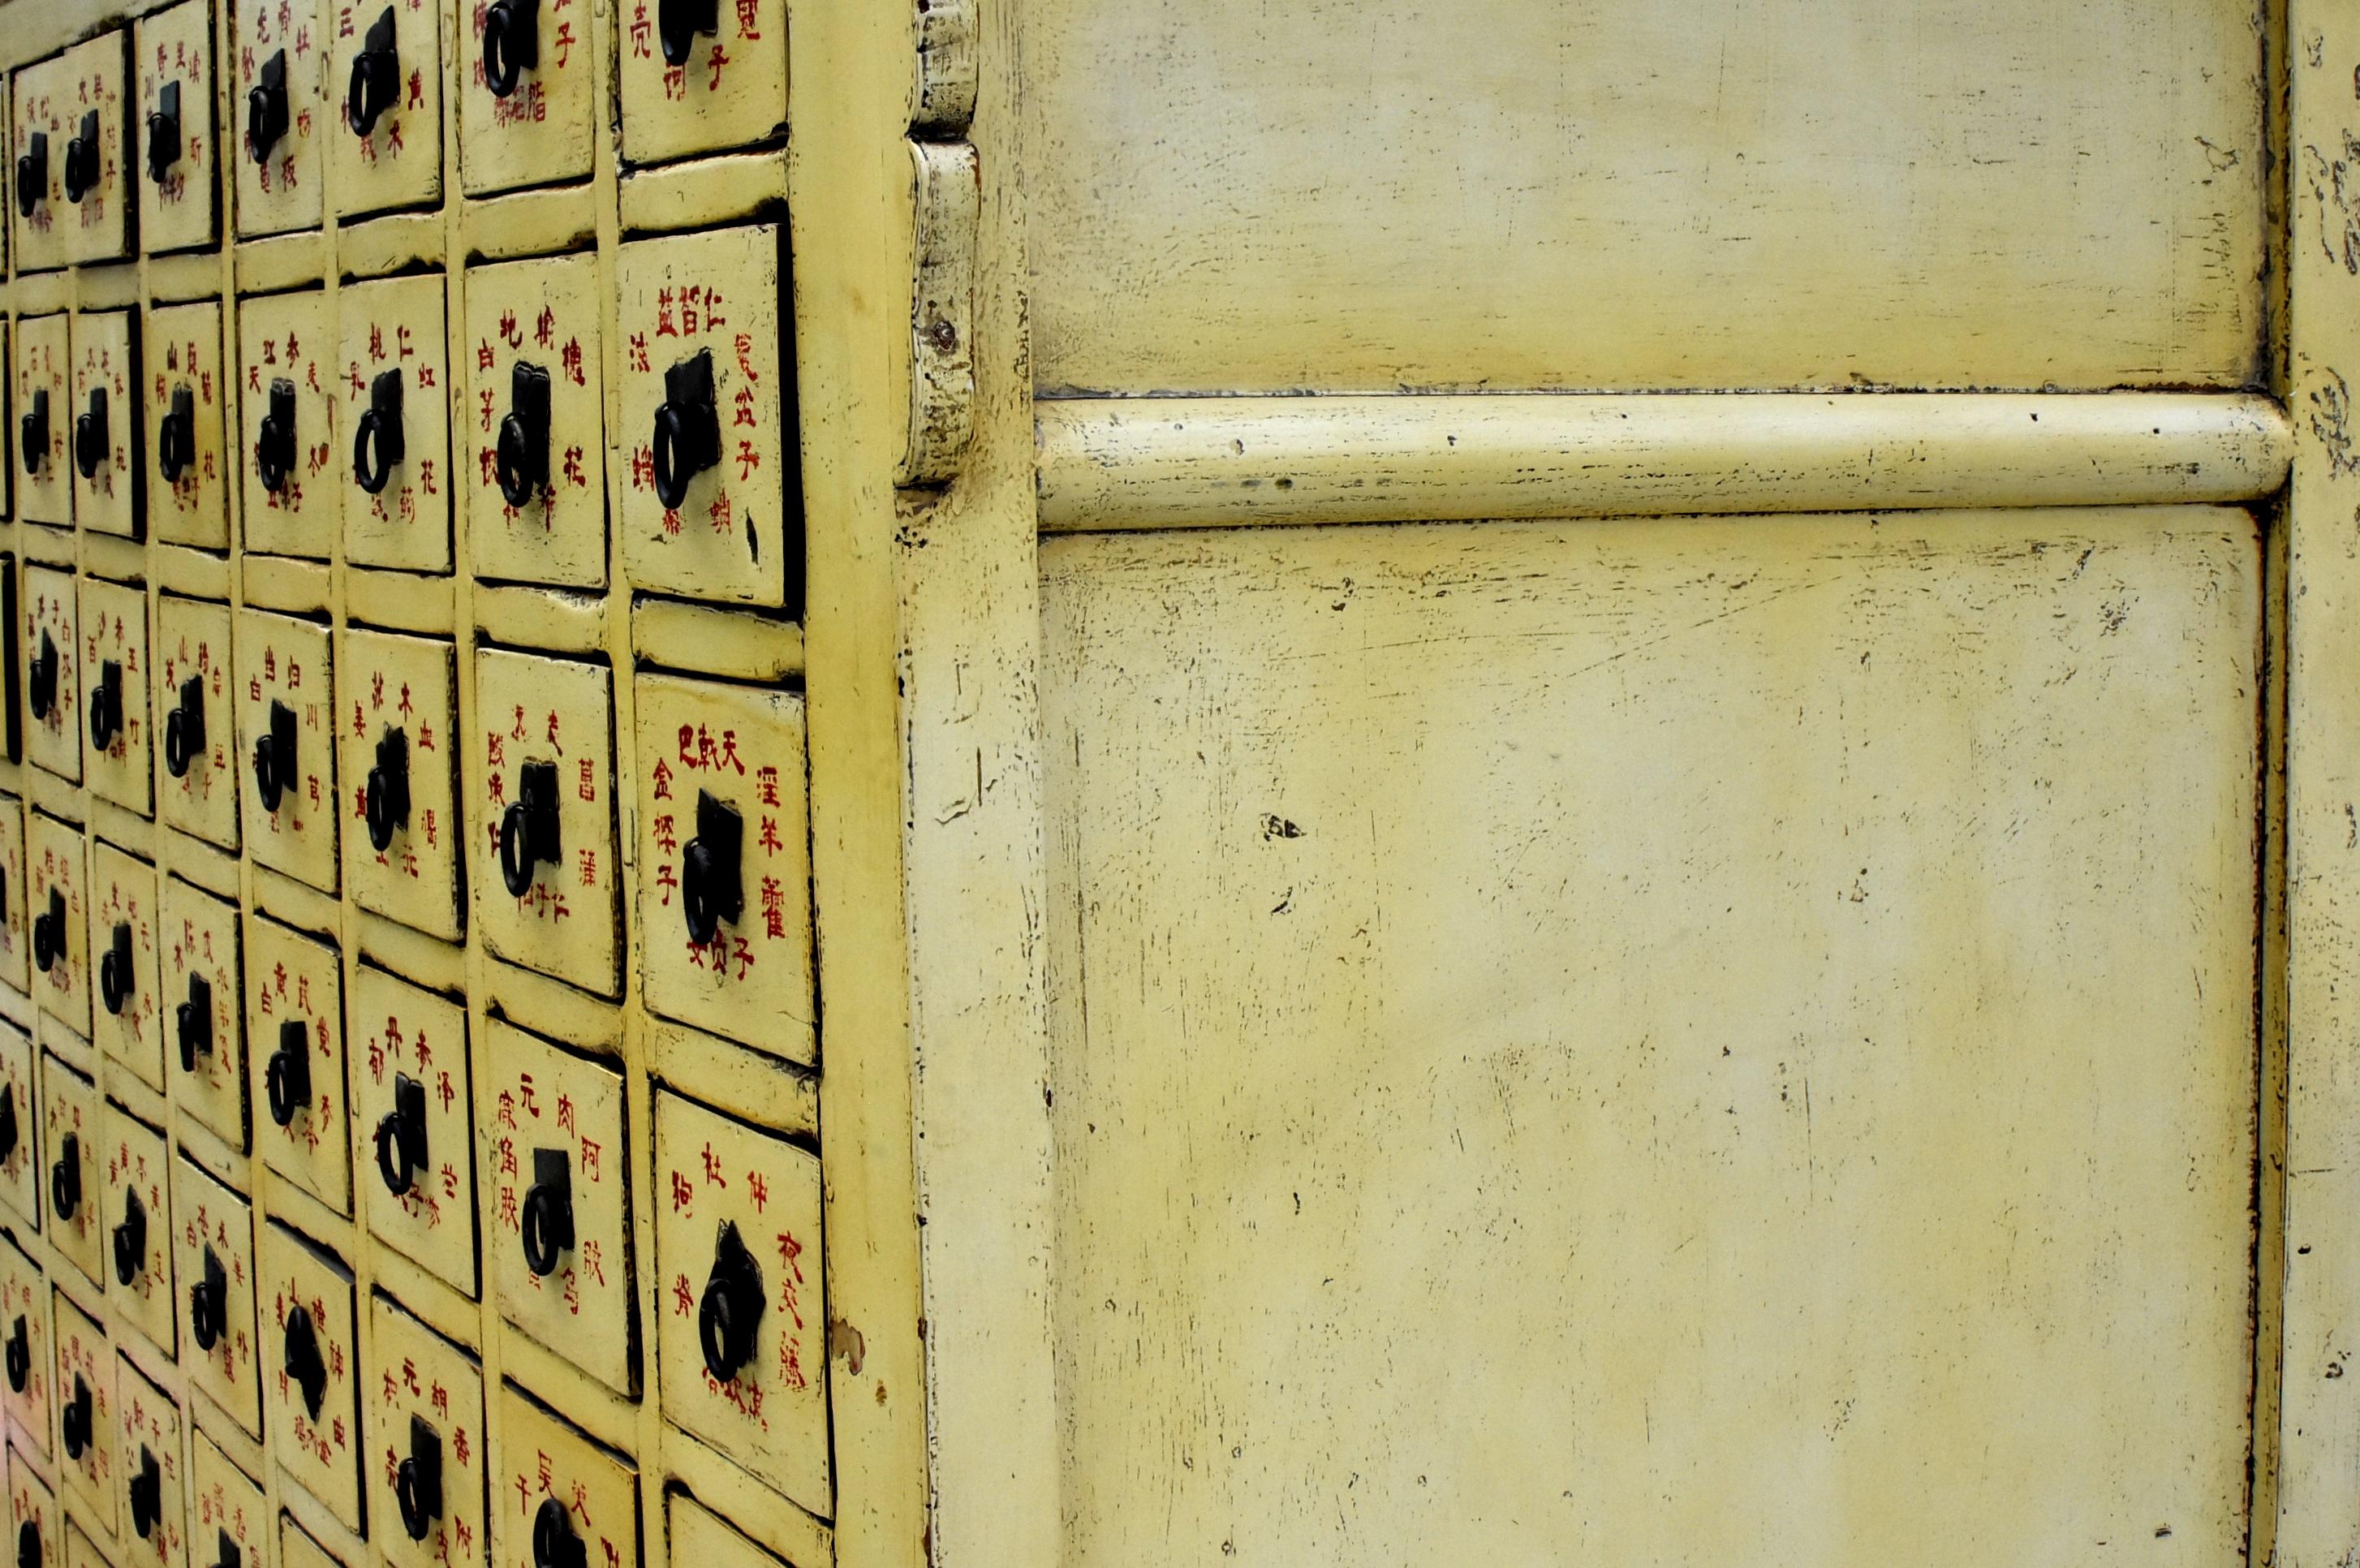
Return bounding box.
[1021,0,2268,395]
[1037,392,2294,532]
[1041,507,2263,1564]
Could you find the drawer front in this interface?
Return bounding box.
[367,1296,484,1568]
[136,1,221,255]
[156,598,239,853]
[667,1497,794,1568]
[457,0,592,194]
[245,916,348,1214]
[171,1154,261,1437]
[489,1386,636,1568]
[13,317,71,528]
[462,254,606,589]
[237,291,338,558]
[144,303,230,551]
[278,1515,338,1568]
[232,0,326,237]
[28,816,88,1037]
[471,649,618,994]
[88,842,163,1093]
[0,1023,36,1231]
[10,1444,58,1567]
[614,225,794,607]
[8,57,67,274]
[0,1239,52,1456]
[653,1090,825,1514]
[235,610,338,893]
[337,629,460,937]
[24,567,82,785]
[351,968,473,1295]
[481,1021,631,1394]
[79,579,153,817]
[69,311,139,540]
[0,794,30,996]
[51,35,134,266]
[161,877,246,1152]
[38,1056,98,1288]
[50,1290,114,1531]
[188,1433,269,1568]
[338,274,452,575]
[632,676,812,1056]
[330,0,443,218]
[116,1359,185,1568]
[259,1224,360,1531]
[615,0,786,166]
[99,1108,173,1355]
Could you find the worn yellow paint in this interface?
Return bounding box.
[1039,507,2262,1564]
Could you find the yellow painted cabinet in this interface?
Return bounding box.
[11,35,133,271]
[114,1359,185,1568]
[0,1239,50,1456]
[97,1108,173,1355]
[28,816,88,1037]
[135,0,221,254]
[489,1385,636,1568]
[49,1290,113,1531]
[0,1023,35,1233]
[458,0,593,192]
[86,842,162,1092]
[0,795,29,997]
[188,1433,269,1568]
[37,1054,99,1290]
[614,0,786,165]
[21,571,80,787]
[366,1297,486,1568]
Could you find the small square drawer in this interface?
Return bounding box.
[28,816,89,1036]
[459,0,592,195]
[14,317,71,528]
[65,1522,107,1568]
[632,675,812,1058]
[233,0,327,238]
[614,225,795,607]
[237,291,338,559]
[23,566,82,785]
[0,1238,53,1454]
[331,0,444,218]
[235,610,338,894]
[471,650,618,995]
[10,1442,58,1566]
[615,0,785,166]
[39,1056,100,1288]
[0,1022,36,1230]
[79,579,153,816]
[51,35,135,267]
[0,793,30,996]
[653,1089,825,1514]
[144,304,230,551]
[157,598,239,853]
[351,967,473,1295]
[162,879,245,1152]
[338,275,451,575]
[463,254,607,589]
[259,1223,360,1532]
[172,1153,261,1437]
[367,1296,485,1568]
[189,1433,269,1568]
[668,1497,796,1568]
[87,842,163,1092]
[70,310,140,541]
[50,1290,114,1531]
[481,1020,632,1394]
[338,629,459,938]
[116,1358,185,1567]
[136,1,221,254]
[98,1107,173,1354]
[489,1385,637,1568]
[279,1516,338,1568]
[245,915,348,1215]
[8,58,68,274]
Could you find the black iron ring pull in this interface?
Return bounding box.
[395,1415,443,1541]
[59,1376,89,1459]
[49,1134,76,1221]
[14,1520,32,1568]
[209,1532,238,1568]
[266,1019,312,1127]
[30,889,62,976]
[682,790,745,946]
[483,0,540,97]
[189,1245,227,1351]
[0,1086,17,1167]
[72,387,106,480]
[499,761,559,898]
[15,132,44,218]
[88,660,122,754]
[497,362,552,507]
[256,378,297,493]
[178,973,213,1073]
[651,350,720,510]
[248,50,289,164]
[282,1303,327,1419]
[699,1219,764,1382]
[113,1186,146,1287]
[98,920,133,1017]
[128,1448,160,1539]
[18,389,45,477]
[165,676,205,780]
[519,1148,574,1277]
[62,112,98,205]
[354,368,404,494]
[657,0,720,67]
[376,1072,427,1197]
[365,726,411,852]
[146,80,183,186]
[158,386,195,483]
[347,8,400,136]
[532,1498,586,1568]
[253,699,297,814]
[3,1317,27,1394]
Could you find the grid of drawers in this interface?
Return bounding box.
[0,5,830,1568]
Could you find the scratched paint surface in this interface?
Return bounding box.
[1040,507,2261,1563]
[1021,0,2266,394]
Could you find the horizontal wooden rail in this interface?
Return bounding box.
[1034,392,2293,532]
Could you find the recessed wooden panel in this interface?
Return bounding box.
[489,1385,636,1568]
[114,1357,186,1568]
[8,1440,57,1561]
[22,569,80,786]
[188,1433,269,1568]
[1023,0,2267,395]
[237,291,338,561]
[0,795,30,997]
[69,311,139,540]
[49,1291,113,1531]
[235,610,339,893]
[366,1296,486,1568]
[1039,506,2263,1565]
[246,915,349,1215]
[459,0,593,193]
[28,817,88,1038]
[0,1023,36,1232]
